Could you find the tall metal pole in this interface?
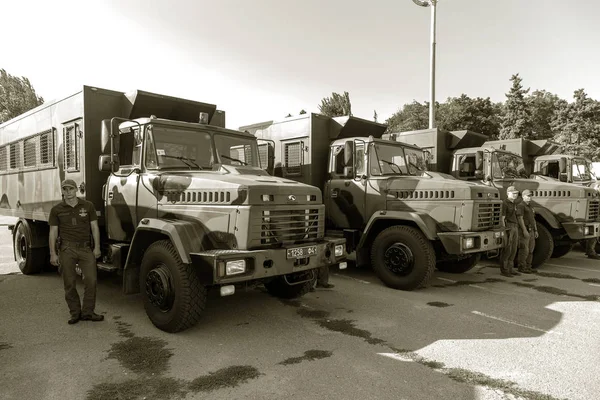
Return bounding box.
[429,1,437,129]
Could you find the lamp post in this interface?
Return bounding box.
[412,0,437,129]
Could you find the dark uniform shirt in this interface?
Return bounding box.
[521,201,536,229]
[502,198,522,224]
[49,198,97,242]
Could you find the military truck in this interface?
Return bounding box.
[0,86,346,332]
[385,129,600,267]
[241,114,505,291]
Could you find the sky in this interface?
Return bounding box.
[1,0,599,130]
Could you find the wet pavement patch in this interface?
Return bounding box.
[188,365,261,393]
[107,336,173,375]
[427,302,452,308]
[522,278,539,282]
[279,350,333,365]
[421,360,445,369]
[0,342,13,351]
[317,318,385,345]
[115,320,135,338]
[437,278,506,288]
[87,377,186,400]
[536,272,578,280]
[583,278,600,284]
[511,282,599,301]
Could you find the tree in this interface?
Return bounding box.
[385,101,430,133]
[499,74,533,139]
[373,110,378,123]
[285,113,292,118]
[0,69,44,123]
[437,94,502,138]
[299,109,307,115]
[551,89,600,159]
[528,90,561,140]
[318,91,352,117]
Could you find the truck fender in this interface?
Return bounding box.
[122,218,210,294]
[532,206,561,230]
[358,211,438,250]
[14,218,49,249]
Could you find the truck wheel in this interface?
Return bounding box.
[140,240,206,333]
[437,254,480,274]
[551,243,574,258]
[370,226,435,290]
[532,223,553,268]
[265,275,313,299]
[14,222,45,275]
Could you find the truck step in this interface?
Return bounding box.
[97,262,119,272]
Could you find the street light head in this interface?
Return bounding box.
[412,0,431,7]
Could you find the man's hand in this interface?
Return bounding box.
[523,231,530,239]
[50,253,59,267]
[93,247,101,259]
[535,231,539,239]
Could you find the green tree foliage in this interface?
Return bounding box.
[385,101,430,133]
[499,74,533,139]
[437,94,502,138]
[318,91,352,117]
[528,90,560,140]
[0,69,44,123]
[299,109,307,115]
[551,89,600,159]
[285,113,292,118]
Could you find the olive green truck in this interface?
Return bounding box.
[0,86,347,332]
[241,114,506,291]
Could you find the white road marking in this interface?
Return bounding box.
[377,352,414,362]
[437,277,457,283]
[471,310,561,335]
[588,283,600,288]
[332,274,371,284]
[544,263,600,273]
[468,285,514,295]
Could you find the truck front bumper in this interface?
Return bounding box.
[562,222,600,240]
[437,228,506,255]
[189,237,347,285]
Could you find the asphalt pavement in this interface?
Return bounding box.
[1,223,599,400]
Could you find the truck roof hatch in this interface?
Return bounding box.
[448,130,488,150]
[123,90,217,123]
[331,116,387,140]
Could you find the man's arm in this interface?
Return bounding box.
[49,226,59,266]
[518,216,529,237]
[91,220,101,259]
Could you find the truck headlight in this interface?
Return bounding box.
[584,226,591,236]
[463,237,475,250]
[334,244,344,257]
[262,194,273,202]
[225,260,246,275]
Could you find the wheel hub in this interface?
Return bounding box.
[383,242,414,276]
[16,235,26,263]
[145,265,174,312]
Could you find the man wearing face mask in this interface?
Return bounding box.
[500,186,523,277]
[517,189,536,273]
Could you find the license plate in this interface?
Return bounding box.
[286,246,318,259]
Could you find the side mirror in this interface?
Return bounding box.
[343,166,354,179]
[559,172,568,182]
[344,140,355,166]
[99,154,120,172]
[558,157,567,174]
[475,170,484,180]
[475,151,484,170]
[267,144,275,172]
[101,119,120,154]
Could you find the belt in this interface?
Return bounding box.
[61,240,91,248]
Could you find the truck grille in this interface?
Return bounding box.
[588,200,600,221]
[476,202,502,229]
[253,206,324,246]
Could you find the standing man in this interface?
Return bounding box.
[500,186,523,277]
[584,239,600,260]
[517,189,536,273]
[310,266,334,292]
[49,179,104,325]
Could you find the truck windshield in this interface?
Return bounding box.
[491,151,529,179]
[370,143,425,176]
[572,158,594,181]
[214,134,260,167]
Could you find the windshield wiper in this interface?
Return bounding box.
[408,161,424,174]
[380,159,404,175]
[220,154,248,166]
[160,155,202,169]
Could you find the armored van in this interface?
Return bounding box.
[386,128,600,267]
[0,86,346,332]
[241,114,505,291]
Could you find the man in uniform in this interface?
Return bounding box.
[517,189,536,273]
[500,186,523,277]
[49,179,104,325]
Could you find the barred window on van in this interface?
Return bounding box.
[0,146,7,172]
[284,141,303,176]
[10,142,21,169]
[63,123,80,171]
[24,136,38,168]
[40,129,55,166]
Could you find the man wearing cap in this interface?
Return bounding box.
[49,179,104,325]
[500,186,524,277]
[517,189,536,273]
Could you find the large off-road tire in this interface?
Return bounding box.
[265,273,314,299]
[551,243,574,259]
[140,240,206,333]
[14,222,45,275]
[532,222,553,268]
[371,226,435,290]
[436,254,480,274]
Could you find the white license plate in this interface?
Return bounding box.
[286,246,318,259]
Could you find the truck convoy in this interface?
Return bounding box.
[0,86,347,332]
[385,129,600,267]
[241,114,505,291]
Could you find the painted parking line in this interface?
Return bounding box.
[332,274,371,284]
[589,283,600,288]
[377,352,414,362]
[544,263,600,273]
[471,310,561,335]
[437,277,457,283]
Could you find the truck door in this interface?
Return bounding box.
[325,142,367,230]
